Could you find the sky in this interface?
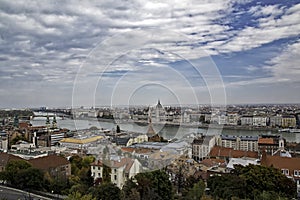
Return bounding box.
[0,0,300,108]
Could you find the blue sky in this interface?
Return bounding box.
[0,0,299,108]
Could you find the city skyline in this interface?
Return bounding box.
[0,0,300,108]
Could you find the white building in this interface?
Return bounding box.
[91,157,143,188]
[253,116,268,126]
[192,135,216,162]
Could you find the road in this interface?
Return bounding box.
[0,185,52,200]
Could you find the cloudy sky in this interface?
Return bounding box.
[0,0,299,108]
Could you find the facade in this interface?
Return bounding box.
[281,115,297,128]
[28,155,71,180]
[252,116,268,126]
[0,153,23,172]
[270,115,283,127]
[217,135,258,152]
[258,135,285,155]
[91,157,143,188]
[192,135,216,162]
[227,113,239,125]
[240,116,253,126]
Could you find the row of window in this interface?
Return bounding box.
[281,169,300,177]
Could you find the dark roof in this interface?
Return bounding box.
[28,155,69,170]
[0,153,24,167]
[112,137,130,146]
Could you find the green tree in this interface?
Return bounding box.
[185,180,205,200]
[66,191,96,200]
[102,164,111,183]
[123,170,173,200]
[90,182,121,200]
[2,160,44,190]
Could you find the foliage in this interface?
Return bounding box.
[102,164,112,183]
[1,160,44,190]
[184,180,205,200]
[68,155,95,194]
[207,164,297,199]
[90,182,121,200]
[122,170,173,200]
[66,191,96,200]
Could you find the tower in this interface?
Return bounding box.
[52,115,57,129]
[45,115,50,129]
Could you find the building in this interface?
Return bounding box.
[227,113,239,125]
[258,135,285,155]
[281,115,297,128]
[59,135,103,150]
[270,115,283,127]
[240,116,253,126]
[217,135,258,152]
[226,157,259,170]
[261,152,300,195]
[192,135,216,162]
[150,100,166,123]
[91,157,143,188]
[28,154,71,180]
[252,116,268,126]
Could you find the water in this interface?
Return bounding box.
[30,117,300,142]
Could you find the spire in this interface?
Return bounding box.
[46,114,50,128]
[147,117,156,137]
[52,115,57,128]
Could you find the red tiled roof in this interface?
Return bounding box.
[28,155,69,170]
[258,138,274,144]
[209,146,258,159]
[261,154,300,174]
[200,158,226,167]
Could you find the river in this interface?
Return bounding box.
[30,117,300,143]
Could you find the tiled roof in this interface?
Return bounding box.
[258,138,274,144]
[91,160,103,167]
[200,158,226,167]
[209,146,258,159]
[110,158,135,173]
[0,153,24,166]
[261,154,300,173]
[60,136,103,144]
[28,155,69,170]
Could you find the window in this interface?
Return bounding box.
[114,175,117,180]
[98,173,101,177]
[281,169,289,176]
[114,169,117,173]
[294,170,300,177]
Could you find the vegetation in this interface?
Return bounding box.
[207,164,297,200]
[122,170,173,200]
[0,158,296,200]
[0,160,44,190]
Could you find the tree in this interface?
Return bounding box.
[66,191,96,200]
[90,182,121,200]
[123,170,173,200]
[185,180,205,200]
[2,160,44,190]
[207,164,297,199]
[102,164,111,183]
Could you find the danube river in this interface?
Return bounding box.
[30,117,300,143]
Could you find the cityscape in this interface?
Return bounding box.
[1,0,300,200]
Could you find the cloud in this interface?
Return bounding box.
[0,0,299,106]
